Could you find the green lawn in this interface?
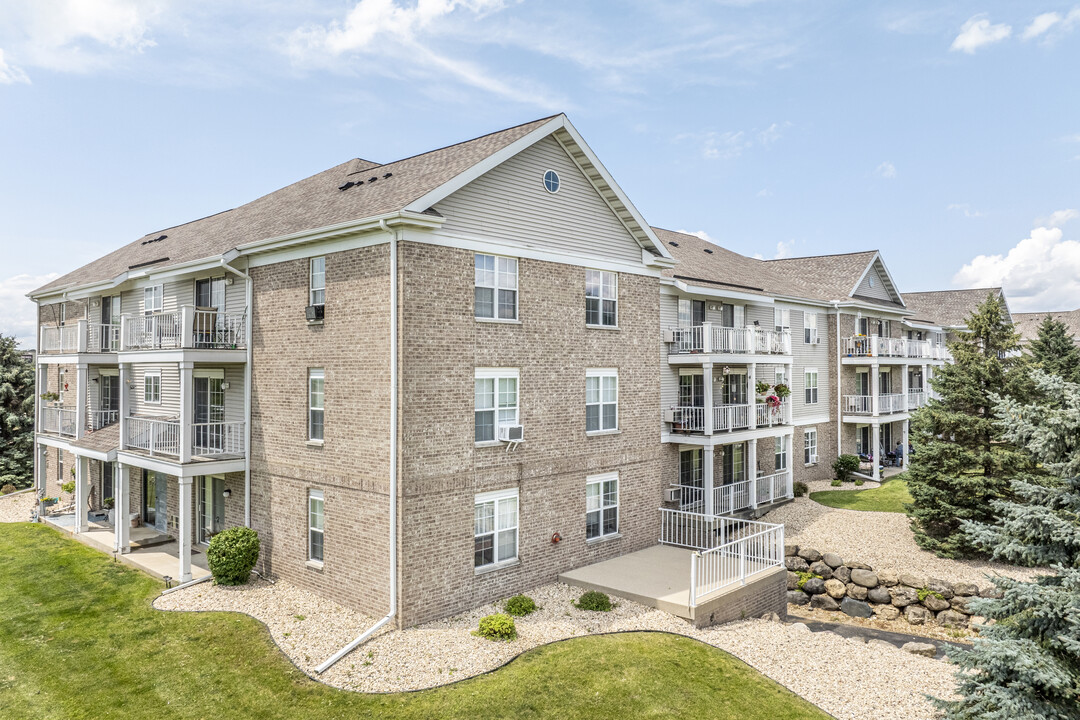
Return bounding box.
[809,476,913,513]
[0,524,828,720]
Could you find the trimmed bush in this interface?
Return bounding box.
[1,484,16,495]
[504,594,537,617]
[574,590,613,612]
[206,527,260,585]
[854,478,864,486]
[476,613,517,641]
[830,479,842,487]
[833,454,861,483]
[793,481,808,497]
[60,480,75,495]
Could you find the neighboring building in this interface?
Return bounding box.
[1013,309,1080,346]
[902,287,1010,339]
[27,113,994,631]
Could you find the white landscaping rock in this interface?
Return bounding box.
[902,641,938,658]
[0,492,36,523]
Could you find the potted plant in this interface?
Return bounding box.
[39,391,60,404]
[773,383,791,400]
[755,381,771,398]
[104,497,115,524]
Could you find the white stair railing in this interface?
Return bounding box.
[690,522,784,606]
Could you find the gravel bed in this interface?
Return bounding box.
[762,497,1045,587]
[156,578,957,719]
[804,479,880,493]
[0,492,36,523]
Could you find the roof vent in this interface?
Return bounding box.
[369,177,378,183]
[383,173,393,179]
[669,241,679,247]
[704,248,714,254]
[142,234,167,245]
[338,181,355,191]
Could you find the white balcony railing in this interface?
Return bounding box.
[126,418,181,456]
[755,470,790,506]
[908,389,927,409]
[122,308,247,351]
[669,406,705,432]
[715,479,752,515]
[755,400,789,427]
[191,421,246,456]
[879,393,906,414]
[126,417,245,458]
[192,310,245,349]
[667,325,791,356]
[842,335,952,360]
[125,312,184,350]
[89,409,119,431]
[88,323,120,352]
[690,521,784,606]
[40,407,77,437]
[714,404,750,432]
[843,395,873,414]
[39,325,80,354]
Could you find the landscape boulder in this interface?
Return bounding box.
[797,547,822,563]
[923,593,951,613]
[866,586,892,604]
[824,579,847,600]
[953,581,979,597]
[900,572,928,589]
[873,605,901,621]
[847,561,872,570]
[936,610,968,628]
[980,585,1004,599]
[785,556,810,572]
[802,578,826,595]
[787,590,810,606]
[809,561,833,580]
[845,583,868,601]
[822,552,845,569]
[811,594,840,611]
[950,596,975,615]
[889,586,919,608]
[877,569,899,587]
[831,566,851,584]
[901,642,937,658]
[926,579,954,600]
[850,569,879,588]
[784,543,800,557]
[840,597,873,618]
[904,605,932,625]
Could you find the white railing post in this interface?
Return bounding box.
[703,363,714,436]
[701,322,713,354]
[181,306,195,349]
[74,363,87,440]
[689,553,698,608]
[748,363,757,429]
[76,319,88,353]
[179,361,193,463]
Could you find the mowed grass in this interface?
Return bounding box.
[0,523,829,720]
[809,476,913,513]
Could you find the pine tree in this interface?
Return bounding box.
[906,292,1036,558]
[0,335,35,489]
[939,371,1080,720]
[1028,315,1080,384]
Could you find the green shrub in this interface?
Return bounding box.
[574,590,613,612]
[793,481,808,497]
[476,613,517,641]
[60,480,76,495]
[854,478,864,486]
[830,479,842,487]
[103,497,115,509]
[206,527,260,585]
[504,594,537,616]
[1,484,16,495]
[917,587,944,603]
[832,454,861,483]
[795,570,820,590]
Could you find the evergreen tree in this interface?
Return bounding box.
[0,335,35,489]
[906,292,1035,558]
[1028,314,1080,384]
[940,371,1080,720]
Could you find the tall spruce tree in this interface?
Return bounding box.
[906,292,1035,558]
[939,371,1080,720]
[1028,314,1080,384]
[0,335,35,489]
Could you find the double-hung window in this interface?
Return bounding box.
[585,369,618,433]
[774,307,790,334]
[308,369,325,441]
[310,257,326,307]
[586,472,618,540]
[308,489,324,563]
[585,270,617,327]
[474,489,518,569]
[804,312,818,344]
[804,368,819,404]
[804,429,818,465]
[475,369,519,443]
[474,254,518,320]
[143,372,161,404]
[143,285,163,314]
[775,437,788,471]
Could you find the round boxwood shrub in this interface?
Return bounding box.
[206,527,260,585]
[833,454,861,483]
[1,484,17,495]
[476,613,517,641]
[574,590,613,612]
[793,481,808,497]
[504,594,537,617]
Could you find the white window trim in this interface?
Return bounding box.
[804,428,818,466]
[585,368,619,435]
[804,368,819,405]
[474,488,519,572]
[774,368,788,386]
[308,368,325,443]
[474,253,519,322]
[774,307,790,333]
[586,471,619,542]
[310,256,326,307]
[804,312,819,344]
[143,285,164,315]
[475,368,520,446]
[143,371,161,405]
[308,488,324,566]
[585,269,618,329]
[775,436,788,471]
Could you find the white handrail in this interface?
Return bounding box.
[714,403,750,431]
[667,326,790,355]
[192,310,246,349]
[843,395,873,414]
[191,421,246,455]
[89,409,119,431]
[125,311,183,350]
[755,400,788,427]
[690,523,784,605]
[879,393,905,413]
[88,323,120,352]
[714,480,752,515]
[40,407,77,437]
[671,406,705,432]
[126,417,181,456]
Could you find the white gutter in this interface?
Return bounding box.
[315,218,399,674]
[834,303,842,457]
[221,258,253,527]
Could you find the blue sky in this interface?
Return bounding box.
[2,0,1079,347]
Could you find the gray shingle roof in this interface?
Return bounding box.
[70,423,119,454]
[652,228,789,297]
[763,251,896,306]
[33,115,559,296]
[901,288,1005,328]
[1013,309,1080,344]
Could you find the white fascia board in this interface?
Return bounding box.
[672,279,774,305]
[849,252,906,307]
[238,211,441,258]
[902,319,943,331]
[834,300,908,316]
[37,434,72,451]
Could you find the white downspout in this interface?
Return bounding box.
[221,259,254,527]
[315,220,398,674]
[834,303,842,459]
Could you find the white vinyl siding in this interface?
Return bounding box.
[586,369,618,433]
[586,472,618,540]
[854,264,894,302]
[475,369,519,443]
[789,306,831,422]
[433,135,643,266]
[474,489,518,569]
[474,254,518,320]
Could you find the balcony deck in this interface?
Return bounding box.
[666,325,793,363]
[841,335,951,363]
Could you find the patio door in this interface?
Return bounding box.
[855,370,870,396]
[143,471,168,533]
[722,443,745,485]
[100,295,120,351]
[197,475,225,544]
[194,277,225,347]
[677,298,706,327]
[193,374,225,453]
[856,426,870,456]
[678,373,704,407]
[99,372,119,429]
[722,372,747,405]
[879,368,892,394]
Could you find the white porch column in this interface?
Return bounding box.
[871,422,881,482]
[901,364,909,411]
[748,440,758,508]
[871,363,881,417]
[75,362,88,439]
[703,445,715,516]
[927,364,935,400]
[902,420,910,470]
[703,362,714,435]
[786,435,794,497]
[179,361,193,463]
[118,363,130,450]
[748,363,757,430]
[74,455,89,533]
[115,463,131,554]
[178,474,193,583]
[701,321,713,353]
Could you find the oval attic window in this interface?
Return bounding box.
[543,170,560,193]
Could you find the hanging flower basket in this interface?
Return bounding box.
[766,394,781,409]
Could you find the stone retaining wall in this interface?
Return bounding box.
[785,544,1000,629]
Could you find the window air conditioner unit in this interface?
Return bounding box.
[809,454,819,464]
[663,328,677,343]
[499,425,524,442]
[663,408,676,423]
[663,487,681,503]
[305,305,325,321]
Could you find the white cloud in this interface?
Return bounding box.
[950,15,1011,54]
[757,188,772,197]
[1023,12,1061,40]
[676,229,719,243]
[875,161,897,179]
[752,240,795,260]
[1045,208,1080,227]
[948,203,983,218]
[0,273,59,349]
[678,122,788,160]
[1022,8,1080,42]
[953,226,1080,312]
[0,48,29,84]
